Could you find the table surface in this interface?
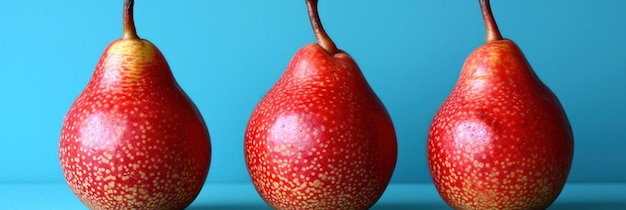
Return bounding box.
[1,183,624,209]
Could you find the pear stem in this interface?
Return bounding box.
[305,0,338,55]
[123,0,139,40]
[480,0,502,42]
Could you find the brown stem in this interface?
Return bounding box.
[123,0,139,39]
[305,0,338,55]
[480,0,502,42]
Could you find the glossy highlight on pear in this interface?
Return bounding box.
[426,0,574,209]
[244,0,397,209]
[58,0,211,209]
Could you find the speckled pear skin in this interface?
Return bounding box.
[244,43,397,210]
[58,25,210,210]
[427,39,574,210]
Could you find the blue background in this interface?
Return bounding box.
[0,0,624,185]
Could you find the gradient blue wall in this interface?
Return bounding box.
[0,0,624,184]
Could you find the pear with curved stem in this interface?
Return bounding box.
[58,0,211,209]
[244,0,397,209]
[426,0,574,209]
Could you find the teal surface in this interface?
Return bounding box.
[1,183,625,209]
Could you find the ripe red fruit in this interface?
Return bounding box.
[243,0,397,209]
[58,1,211,209]
[426,0,574,209]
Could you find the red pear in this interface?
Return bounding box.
[58,1,211,209]
[427,0,574,209]
[244,0,397,209]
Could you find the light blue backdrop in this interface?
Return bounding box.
[0,1,624,184]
